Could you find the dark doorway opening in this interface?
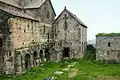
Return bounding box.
[33,51,37,66]
[25,54,30,69]
[45,48,50,61]
[63,47,70,57]
[39,50,43,58]
[39,50,44,62]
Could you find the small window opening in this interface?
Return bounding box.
[47,11,50,18]
[9,51,11,56]
[43,25,46,33]
[24,29,26,32]
[27,25,29,28]
[0,38,3,47]
[108,42,111,47]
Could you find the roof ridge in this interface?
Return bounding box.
[64,8,87,28]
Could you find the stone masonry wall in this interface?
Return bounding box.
[96,36,120,61]
[54,10,87,59]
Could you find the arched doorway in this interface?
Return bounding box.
[39,50,43,62]
[33,51,37,66]
[25,54,30,69]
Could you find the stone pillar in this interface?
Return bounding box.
[43,49,46,62]
[17,55,22,74]
[22,55,25,72]
[30,54,34,68]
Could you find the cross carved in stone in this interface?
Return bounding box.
[63,14,69,41]
[63,14,68,31]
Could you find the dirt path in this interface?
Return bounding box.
[68,68,79,78]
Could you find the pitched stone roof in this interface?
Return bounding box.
[68,10,87,28]
[0,0,21,8]
[24,0,46,9]
[55,7,87,28]
[0,0,56,20]
[0,7,39,21]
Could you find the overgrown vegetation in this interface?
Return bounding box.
[96,33,120,37]
[1,59,120,80]
[83,44,96,61]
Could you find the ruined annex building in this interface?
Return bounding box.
[96,33,120,62]
[0,0,87,74]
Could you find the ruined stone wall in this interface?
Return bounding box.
[0,13,14,74]
[8,17,51,49]
[96,37,120,61]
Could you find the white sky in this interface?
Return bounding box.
[51,0,120,40]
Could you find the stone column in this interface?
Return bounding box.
[30,54,34,68]
[17,55,22,74]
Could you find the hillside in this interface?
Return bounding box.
[1,59,120,80]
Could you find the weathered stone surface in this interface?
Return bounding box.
[96,36,120,62]
[53,7,87,59]
[0,0,87,74]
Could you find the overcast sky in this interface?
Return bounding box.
[51,0,120,40]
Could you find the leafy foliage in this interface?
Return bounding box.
[83,44,96,61]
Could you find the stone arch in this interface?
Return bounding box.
[25,54,30,69]
[33,51,37,66]
[45,48,50,61]
[39,49,44,62]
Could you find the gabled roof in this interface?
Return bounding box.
[0,0,21,8]
[24,0,46,9]
[0,7,39,21]
[55,7,87,28]
[24,0,56,16]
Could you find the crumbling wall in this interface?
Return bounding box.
[96,37,120,62]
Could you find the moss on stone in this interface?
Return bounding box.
[96,33,120,37]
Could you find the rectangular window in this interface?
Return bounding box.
[78,28,81,38]
[0,38,3,47]
[108,42,111,47]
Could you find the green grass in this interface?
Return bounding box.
[1,60,120,80]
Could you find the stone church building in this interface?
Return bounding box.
[0,0,87,74]
[96,33,120,62]
[53,7,87,59]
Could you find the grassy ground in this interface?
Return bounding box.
[1,59,120,80]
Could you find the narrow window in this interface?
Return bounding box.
[47,11,50,18]
[78,28,81,38]
[43,25,46,33]
[0,38,3,47]
[108,42,111,47]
